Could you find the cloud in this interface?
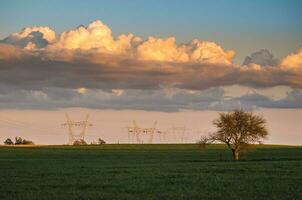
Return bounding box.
[136,37,234,64]
[185,39,235,64]
[76,87,87,94]
[49,20,135,55]
[1,85,301,112]
[0,43,24,60]
[270,89,302,108]
[41,20,235,65]
[222,85,292,100]
[243,49,278,66]
[281,47,302,70]
[0,19,302,111]
[0,86,225,111]
[210,88,302,111]
[2,26,55,49]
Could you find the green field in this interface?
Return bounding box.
[0,144,301,200]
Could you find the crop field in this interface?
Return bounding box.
[0,144,301,200]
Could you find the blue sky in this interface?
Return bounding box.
[1,0,302,62]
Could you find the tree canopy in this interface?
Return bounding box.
[201,109,268,160]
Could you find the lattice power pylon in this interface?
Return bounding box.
[127,120,159,144]
[61,113,93,145]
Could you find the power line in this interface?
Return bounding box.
[61,113,93,145]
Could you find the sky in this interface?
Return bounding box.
[1,0,302,62]
[0,0,302,145]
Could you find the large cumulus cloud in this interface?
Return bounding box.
[0,20,302,111]
[1,20,236,64]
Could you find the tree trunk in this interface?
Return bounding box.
[231,148,240,160]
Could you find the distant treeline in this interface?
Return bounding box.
[4,137,34,145]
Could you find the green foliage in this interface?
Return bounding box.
[0,144,301,200]
[204,109,268,160]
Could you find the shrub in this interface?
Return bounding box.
[98,138,106,145]
[73,139,87,145]
[4,138,14,145]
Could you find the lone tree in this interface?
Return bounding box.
[202,109,268,160]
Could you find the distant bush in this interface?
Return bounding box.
[97,138,106,145]
[4,138,14,145]
[73,139,87,145]
[22,139,34,145]
[15,137,23,145]
[14,137,34,145]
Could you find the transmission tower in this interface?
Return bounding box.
[61,113,93,145]
[126,120,159,144]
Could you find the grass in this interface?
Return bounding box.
[0,144,301,200]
